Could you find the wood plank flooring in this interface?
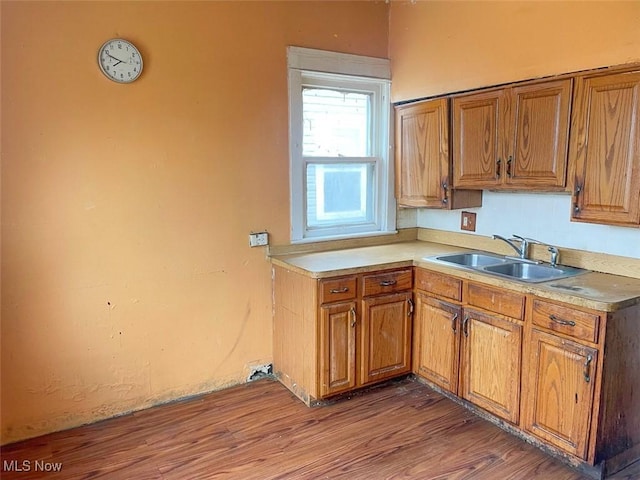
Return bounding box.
[2,377,639,479]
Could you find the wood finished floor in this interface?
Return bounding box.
[2,377,639,480]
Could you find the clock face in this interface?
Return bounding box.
[98,39,143,83]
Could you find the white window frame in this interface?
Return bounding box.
[288,46,396,243]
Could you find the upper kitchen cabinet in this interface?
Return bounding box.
[568,68,640,227]
[452,79,572,191]
[395,98,482,209]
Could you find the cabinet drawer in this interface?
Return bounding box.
[532,299,600,344]
[465,283,525,320]
[415,269,462,301]
[320,276,357,304]
[362,269,412,297]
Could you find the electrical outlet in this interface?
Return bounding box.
[461,211,477,232]
[249,231,269,247]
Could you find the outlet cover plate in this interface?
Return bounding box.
[461,211,477,232]
[249,232,269,247]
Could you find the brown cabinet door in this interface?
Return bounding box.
[460,308,522,424]
[395,99,450,207]
[523,328,597,459]
[413,292,461,394]
[507,80,571,189]
[361,292,413,385]
[319,301,357,397]
[569,70,640,226]
[453,90,504,188]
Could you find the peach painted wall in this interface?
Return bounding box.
[389,1,640,101]
[1,1,389,444]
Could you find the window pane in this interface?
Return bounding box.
[306,163,375,228]
[302,88,370,157]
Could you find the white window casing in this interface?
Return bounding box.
[288,47,395,242]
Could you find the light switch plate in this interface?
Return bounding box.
[249,231,269,247]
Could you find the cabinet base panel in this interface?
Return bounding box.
[275,373,413,408]
[311,375,413,406]
[601,443,640,478]
[413,375,609,480]
[273,370,315,407]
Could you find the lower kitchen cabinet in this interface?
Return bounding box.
[460,308,522,424]
[319,301,357,397]
[413,271,523,424]
[522,328,597,459]
[273,265,413,405]
[518,295,640,479]
[413,292,461,394]
[361,291,413,385]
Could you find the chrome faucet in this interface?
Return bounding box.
[493,234,559,266]
[492,234,530,259]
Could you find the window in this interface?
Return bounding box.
[288,47,395,242]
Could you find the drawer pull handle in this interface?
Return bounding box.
[329,287,349,294]
[463,314,470,337]
[451,313,459,333]
[350,307,357,327]
[549,314,576,327]
[407,298,414,316]
[379,280,397,287]
[584,354,593,383]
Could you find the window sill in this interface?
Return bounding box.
[292,229,399,245]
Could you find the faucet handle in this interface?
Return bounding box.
[513,234,544,245]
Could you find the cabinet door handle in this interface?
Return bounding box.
[329,287,349,294]
[462,314,470,337]
[441,181,449,205]
[506,156,513,177]
[574,184,583,214]
[379,280,397,287]
[451,313,459,333]
[584,354,593,383]
[549,314,576,327]
[407,298,414,316]
[496,158,502,179]
[350,307,357,327]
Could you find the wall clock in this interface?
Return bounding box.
[98,39,143,83]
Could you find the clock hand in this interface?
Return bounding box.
[106,53,126,66]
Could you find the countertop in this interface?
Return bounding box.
[270,241,640,312]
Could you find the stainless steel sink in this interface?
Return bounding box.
[435,252,511,268]
[482,262,585,283]
[427,251,588,283]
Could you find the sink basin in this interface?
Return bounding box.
[435,252,511,268]
[482,262,586,283]
[427,250,588,283]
